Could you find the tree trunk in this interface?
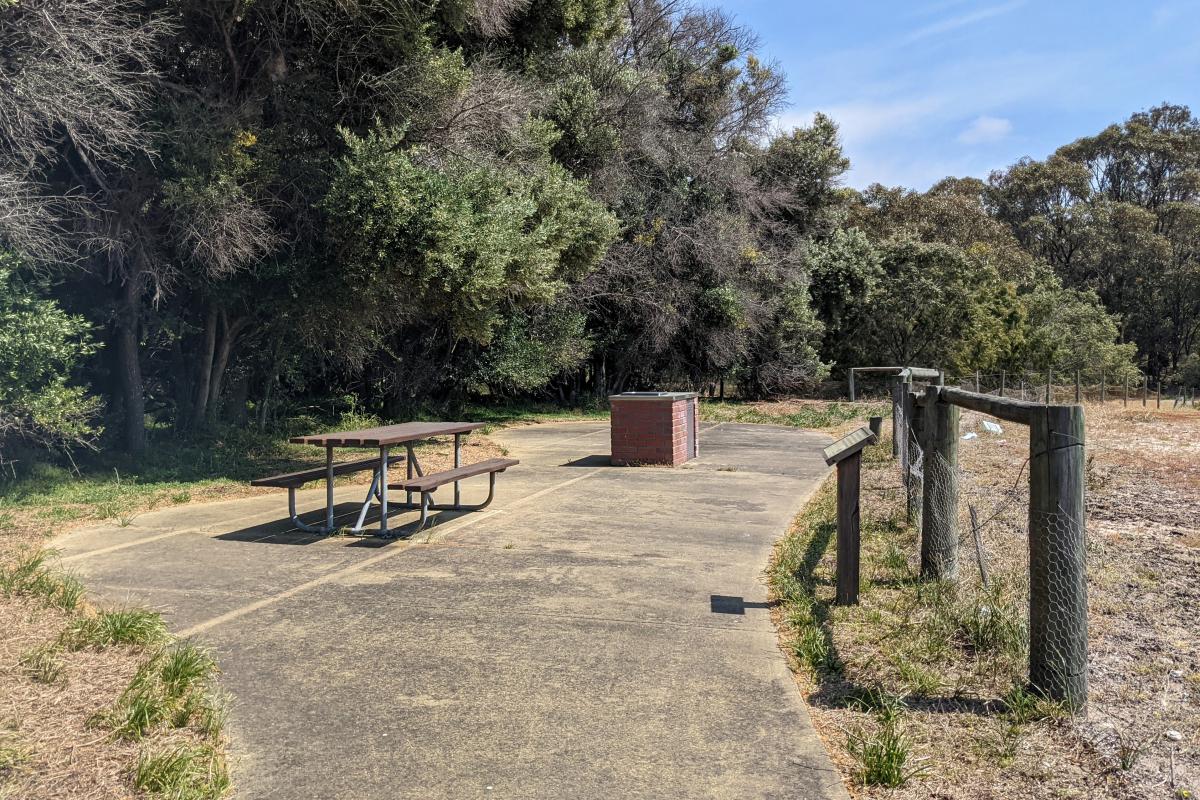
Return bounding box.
[115,277,146,454]
[192,304,218,426]
[207,311,248,418]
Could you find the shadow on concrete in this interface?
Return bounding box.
[561,455,612,468]
[709,595,773,615]
[213,501,450,546]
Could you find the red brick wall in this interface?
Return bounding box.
[610,396,698,466]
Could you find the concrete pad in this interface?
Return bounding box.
[56,422,846,800]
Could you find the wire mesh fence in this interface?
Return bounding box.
[892,380,1089,708]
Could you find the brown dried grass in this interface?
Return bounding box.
[773,399,1199,799]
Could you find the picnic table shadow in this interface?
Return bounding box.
[214,501,469,548]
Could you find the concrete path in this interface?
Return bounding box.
[55,422,846,800]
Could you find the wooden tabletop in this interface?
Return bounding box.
[289,421,486,448]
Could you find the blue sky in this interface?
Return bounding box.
[712,0,1200,189]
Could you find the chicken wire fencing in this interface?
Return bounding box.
[892,385,1089,709]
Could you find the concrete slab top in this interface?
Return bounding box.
[55,421,845,800]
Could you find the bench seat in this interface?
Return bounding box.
[388,458,518,494]
[251,455,405,489]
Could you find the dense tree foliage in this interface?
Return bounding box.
[0,0,1193,462]
[0,257,100,462]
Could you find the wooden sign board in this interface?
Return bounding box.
[823,426,878,466]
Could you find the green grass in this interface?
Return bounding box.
[0,550,85,611]
[0,729,30,775]
[93,640,224,741]
[62,608,168,651]
[0,403,610,530]
[133,742,230,800]
[847,708,926,787]
[18,643,65,685]
[701,399,889,430]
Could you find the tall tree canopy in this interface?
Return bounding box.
[0,0,1191,465]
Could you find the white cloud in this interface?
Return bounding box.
[957,115,1013,144]
[781,96,945,148]
[901,0,1027,44]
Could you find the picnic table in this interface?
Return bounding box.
[252,422,517,537]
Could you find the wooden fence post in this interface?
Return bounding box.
[975,369,981,393]
[892,377,912,459]
[920,386,959,580]
[1123,376,1129,407]
[836,452,863,605]
[1047,367,1054,405]
[1028,404,1088,709]
[1143,375,1148,406]
[1157,382,1162,409]
[1000,369,1006,398]
[1074,370,1081,403]
[823,428,878,607]
[848,368,856,402]
[904,390,924,526]
[1100,369,1106,404]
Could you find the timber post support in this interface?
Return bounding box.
[835,453,863,605]
[1000,369,1006,398]
[822,428,879,606]
[904,389,924,527]
[891,378,907,459]
[1047,367,1054,405]
[868,416,883,438]
[848,368,856,402]
[1100,369,1106,404]
[1028,404,1088,709]
[1074,370,1081,403]
[920,385,959,580]
[1123,376,1129,407]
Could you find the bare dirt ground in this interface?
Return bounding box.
[775,400,1199,800]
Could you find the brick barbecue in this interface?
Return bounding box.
[609,392,699,466]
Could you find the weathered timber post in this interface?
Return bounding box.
[1143,375,1148,406]
[975,369,981,393]
[1000,369,1006,398]
[848,368,856,402]
[920,386,959,580]
[1074,370,1081,403]
[823,428,878,606]
[904,390,924,526]
[1028,404,1088,709]
[1123,376,1129,407]
[1100,369,1106,404]
[891,378,909,459]
[1046,367,1054,405]
[1157,382,1162,409]
[868,416,883,438]
[836,454,862,604]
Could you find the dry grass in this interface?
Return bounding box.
[0,562,228,799]
[772,400,1199,799]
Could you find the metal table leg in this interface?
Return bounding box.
[325,444,335,532]
[405,443,414,506]
[453,433,461,508]
[378,445,390,536]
